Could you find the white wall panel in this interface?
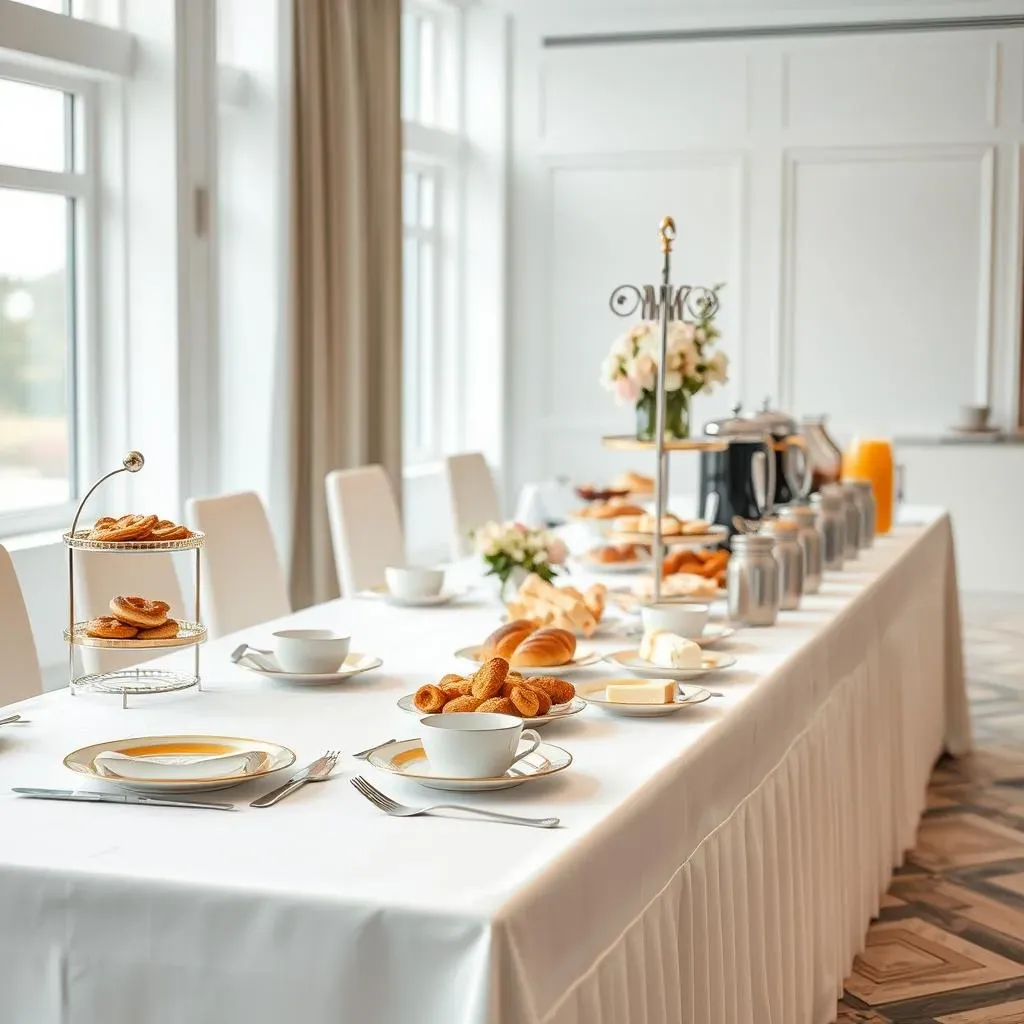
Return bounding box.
[784,147,993,436]
[782,34,998,139]
[540,42,749,151]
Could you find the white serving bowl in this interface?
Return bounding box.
[385,565,445,600]
[272,629,351,675]
[640,602,710,639]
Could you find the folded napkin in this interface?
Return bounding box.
[95,749,267,781]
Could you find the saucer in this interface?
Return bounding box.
[239,651,383,685]
[694,623,735,647]
[64,735,296,794]
[454,645,601,674]
[367,738,572,791]
[577,680,712,718]
[602,649,737,680]
[364,585,466,607]
[397,693,587,728]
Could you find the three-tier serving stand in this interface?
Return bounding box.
[64,451,207,708]
[602,217,726,603]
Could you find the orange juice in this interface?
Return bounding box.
[845,438,894,533]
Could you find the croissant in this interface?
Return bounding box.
[509,627,576,668]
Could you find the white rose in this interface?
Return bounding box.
[703,350,730,389]
[663,370,683,391]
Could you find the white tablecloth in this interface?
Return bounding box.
[0,511,968,1024]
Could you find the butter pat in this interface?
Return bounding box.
[639,628,703,669]
[606,680,676,705]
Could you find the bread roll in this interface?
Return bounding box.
[509,627,576,668]
[481,620,535,660]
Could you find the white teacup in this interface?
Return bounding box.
[641,602,709,639]
[272,629,351,674]
[385,565,445,600]
[419,713,541,779]
[959,404,990,430]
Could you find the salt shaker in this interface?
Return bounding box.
[727,533,780,626]
[840,482,862,557]
[779,504,822,594]
[811,486,846,570]
[849,479,875,548]
[766,520,804,610]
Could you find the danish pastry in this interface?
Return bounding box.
[137,620,180,640]
[89,514,158,542]
[86,616,139,640]
[109,596,171,628]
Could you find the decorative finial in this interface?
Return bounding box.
[659,216,676,254]
[123,451,144,473]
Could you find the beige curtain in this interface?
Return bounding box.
[288,0,403,608]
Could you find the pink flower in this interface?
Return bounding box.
[547,537,568,564]
[615,376,640,405]
[513,522,529,533]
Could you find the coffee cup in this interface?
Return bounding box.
[959,404,991,431]
[272,629,351,674]
[641,602,709,639]
[419,713,541,779]
[385,565,445,600]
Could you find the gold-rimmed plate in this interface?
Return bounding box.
[602,649,737,680]
[577,679,713,717]
[396,692,587,728]
[64,734,296,794]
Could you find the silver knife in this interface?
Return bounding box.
[12,787,237,811]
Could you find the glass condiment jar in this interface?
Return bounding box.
[766,519,804,610]
[779,504,822,594]
[849,479,875,548]
[727,533,780,626]
[840,482,863,557]
[811,485,845,570]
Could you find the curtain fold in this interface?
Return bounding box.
[288,0,403,608]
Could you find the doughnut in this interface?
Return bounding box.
[475,696,516,715]
[509,685,540,717]
[86,616,138,640]
[137,619,180,640]
[527,676,576,705]
[470,657,509,700]
[109,596,171,628]
[413,684,447,714]
[90,514,158,542]
[441,695,484,713]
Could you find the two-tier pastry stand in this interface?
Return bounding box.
[604,218,726,603]
[63,451,207,708]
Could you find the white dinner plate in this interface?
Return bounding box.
[367,738,572,791]
[454,645,601,675]
[64,734,296,794]
[602,649,737,680]
[238,651,383,685]
[396,692,587,729]
[608,525,728,549]
[577,680,713,718]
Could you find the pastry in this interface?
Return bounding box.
[470,657,510,699]
[680,518,711,536]
[89,514,158,542]
[638,513,681,536]
[633,573,719,600]
[476,696,517,715]
[526,675,576,705]
[509,627,576,668]
[612,471,655,494]
[442,695,485,713]
[85,616,138,640]
[523,684,552,716]
[506,574,599,637]
[640,628,702,669]
[613,514,643,533]
[414,684,447,713]
[481,620,535,661]
[588,500,645,520]
[440,677,473,698]
[509,685,541,717]
[583,583,606,620]
[137,620,180,640]
[147,520,193,541]
[109,595,170,628]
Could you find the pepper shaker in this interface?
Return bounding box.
[779,504,822,595]
[766,520,804,610]
[811,486,845,571]
[727,533,780,626]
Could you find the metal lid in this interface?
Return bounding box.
[750,397,798,438]
[703,403,770,442]
[779,505,816,526]
[765,519,799,536]
[811,490,842,511]
[731,532,775,551]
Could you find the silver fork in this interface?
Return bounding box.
[350,776,560,829]
[250,750,339,807]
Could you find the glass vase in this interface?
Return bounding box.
[635,389,689,441]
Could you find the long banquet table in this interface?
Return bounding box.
[0,510,969,1024]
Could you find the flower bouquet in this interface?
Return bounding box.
[473,521,568,598]
[600,285,729,440]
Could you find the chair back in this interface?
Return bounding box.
[445,452,501,557]
[0,545,43,704]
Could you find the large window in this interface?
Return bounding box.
[401,0,464,467]
[0,65,94,528]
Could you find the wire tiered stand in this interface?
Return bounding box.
[602,217,727,604]
[64,451,207,708]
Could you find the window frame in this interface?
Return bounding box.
[401,0,466,469]
[0,59,100,537]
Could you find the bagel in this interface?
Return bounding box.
[109,595,171,629]
[86,616,138,640]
